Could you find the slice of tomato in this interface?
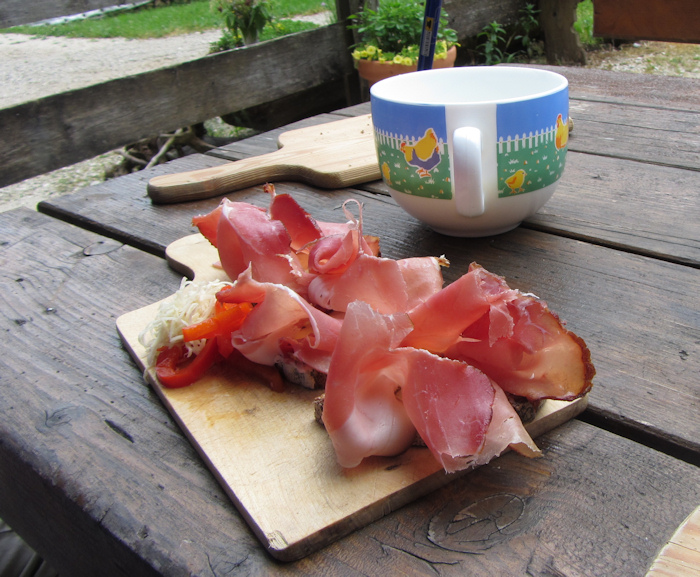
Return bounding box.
[155,338,220,389]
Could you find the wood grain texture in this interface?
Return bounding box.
[116,234,586,560]
[566,99,700,171]
[521,64,700,112]
[594,0,700,43]
[646,506,700,576]
[3,209,700,576]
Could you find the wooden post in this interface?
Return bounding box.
[335,0,363,104]
[540,0,587,65]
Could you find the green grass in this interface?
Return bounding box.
[574,0,601,48]
[2,0,329,39]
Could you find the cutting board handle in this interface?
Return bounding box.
[147,114,382,204]
[147,152,295,204]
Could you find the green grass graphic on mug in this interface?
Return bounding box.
[497,113,569,198]
[376,128,453,199]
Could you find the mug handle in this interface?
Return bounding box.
[452,127,485,217]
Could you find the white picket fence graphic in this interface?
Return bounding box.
[374,127,446,155]
[498,124,557,154]
[374,125,558,154]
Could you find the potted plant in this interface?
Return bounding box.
[349,0,459,87]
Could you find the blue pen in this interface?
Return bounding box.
[417,0,443,71]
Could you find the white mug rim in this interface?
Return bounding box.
[370,66,568,106]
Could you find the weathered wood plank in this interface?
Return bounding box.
[207,112,351,162]
[594,0,700,43]
[531,64,700,112]
[37,178,700,458]
[211,96,700,174]
[527,151,700,267]
[36,153,231,256]
[566,100,700,171]
[0,23,355,188]
[0,0,134,28]
[2,209,699,576]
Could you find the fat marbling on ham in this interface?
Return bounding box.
[192,187,595,474]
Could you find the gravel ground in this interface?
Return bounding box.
[0,30,697,213]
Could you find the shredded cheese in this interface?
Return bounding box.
[138,277,232,369]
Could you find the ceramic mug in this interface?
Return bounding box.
[370,66,569,236]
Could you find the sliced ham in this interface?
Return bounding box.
[268,190,323,251]
[401,264,501,353]
[446,293,595,401]
[189,190,594,473]
[308,253,444,314]
[322,301,541,472]
[216,267,341,374]
[322,301,416,467]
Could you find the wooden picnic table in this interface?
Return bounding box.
[1,65,699,576]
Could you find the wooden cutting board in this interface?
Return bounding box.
[147,114,380,204]
[646,505,700,576]
[116,234,589,561]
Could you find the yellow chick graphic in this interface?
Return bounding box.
[505,169,527,194]
[381,161,392,185]
[400,128,441,178]
[555,114,569,150]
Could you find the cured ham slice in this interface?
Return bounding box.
[404,263,594,402]
[193,193,444,315]
[308,253,444,314]
[322,301,416,466]
[446,293,595,401]
[401,264,504,353]
[322,301,541,472]
[217,200,312,296]
[216,267,341,374]
[268,191,323,251]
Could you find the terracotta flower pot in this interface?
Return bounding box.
[356,46,458,88]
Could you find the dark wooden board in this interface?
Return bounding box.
[593,0,700,43]
[531,65,700,112]
[38,178,700,459]
[527,152,700,267]
[38,153,232,256]
[567,99,700,171]
[3,210,700,577]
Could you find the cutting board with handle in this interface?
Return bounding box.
[116,234,589,561]
[147,114,380,204]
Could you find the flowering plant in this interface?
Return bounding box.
[211,0,273,47]
[349,0,458,66]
